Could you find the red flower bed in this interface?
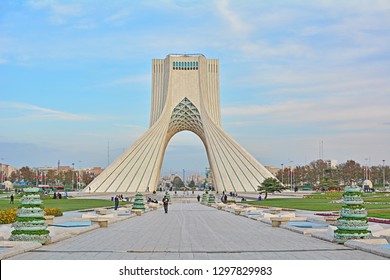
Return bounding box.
[315,213,339,217]
[368,217,390,224]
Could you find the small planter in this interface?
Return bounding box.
[44,215,55,226]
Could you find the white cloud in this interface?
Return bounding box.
[0,102,93,121]
[215,0,252,35]
[27,0,82,24]
[105,9,132,24]
[100,74,150,87]
[222,96,390,132]
[113,124,143,129]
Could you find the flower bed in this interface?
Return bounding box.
[44,208,63,217]
[0,207,63,224]
[315,213,339,217]
[0,208,17,224]
[368,217,390,224]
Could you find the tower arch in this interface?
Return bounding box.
[86,54,275,193]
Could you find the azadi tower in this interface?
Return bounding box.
[86,54,275,193]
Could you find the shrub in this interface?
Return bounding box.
[0,208,17,224]
[44,208,63,217]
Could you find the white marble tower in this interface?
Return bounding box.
[86,54,275,193]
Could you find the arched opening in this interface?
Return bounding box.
[160,131,209,190]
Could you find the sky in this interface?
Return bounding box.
[0,0,389,176]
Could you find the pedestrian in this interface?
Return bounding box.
[197,194,200,202]
[114,195,119,210]
[162,195,169,213]
[10,193,14,204]
[224,194,227,203]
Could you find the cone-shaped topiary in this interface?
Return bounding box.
[165,192,171,202]
[334,185,372,243]
[201,193,208,203]
[10,187,50,244]
[208,193,215,204]
[132,192,145,211]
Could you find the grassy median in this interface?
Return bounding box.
[0,197,131,212]
[244,192,390,219]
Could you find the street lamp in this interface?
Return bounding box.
[78,160,82,191]
[383,160,386,189]
[289,160,294,191]
[57,160,60,185]
[0,158,4,185]
[72,163,75,190]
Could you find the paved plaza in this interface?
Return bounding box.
[8,200,387,260]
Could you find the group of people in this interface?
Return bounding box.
[147,197,158,203]
[221,194,228,203]
[53,192,66,199]
[113,194,131,210]
[220,191,239,203]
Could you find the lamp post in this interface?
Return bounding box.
[78,160,82,191]
[0,158,4,185]
[289,160,294,191]
[57,160,60,185]
[383,160,386,189]
[364,158,369,180]
[72,162,75,190]
[182,169,185,188]
[281,164,284,185]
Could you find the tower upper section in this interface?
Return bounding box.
[150,54,221,128]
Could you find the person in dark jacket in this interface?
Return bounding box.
[114,195,119,210]
[162,195,169,213]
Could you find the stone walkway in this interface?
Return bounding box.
[8,201,387,260]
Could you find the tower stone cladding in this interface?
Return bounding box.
[86,54,275,193]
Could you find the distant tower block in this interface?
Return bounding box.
[86,54,275,193]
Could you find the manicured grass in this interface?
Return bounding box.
[244,193,390,219]
[0,198,131,212]
[367,209,390,219]
[245,198,342,211]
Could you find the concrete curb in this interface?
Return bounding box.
[0,241,42,260]
[345,240,390,258]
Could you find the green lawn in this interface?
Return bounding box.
[245,198,342,211]
[0,198,132,212]
[244,193,390,219]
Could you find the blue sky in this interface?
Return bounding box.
[0,0,389,175]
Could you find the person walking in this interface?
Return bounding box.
[10,193,14,204]
[114,195,119,210]
[162,195,169,213]
[197,194,200,202]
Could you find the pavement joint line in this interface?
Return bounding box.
[29,248,357,254]
[126,248,357,254]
